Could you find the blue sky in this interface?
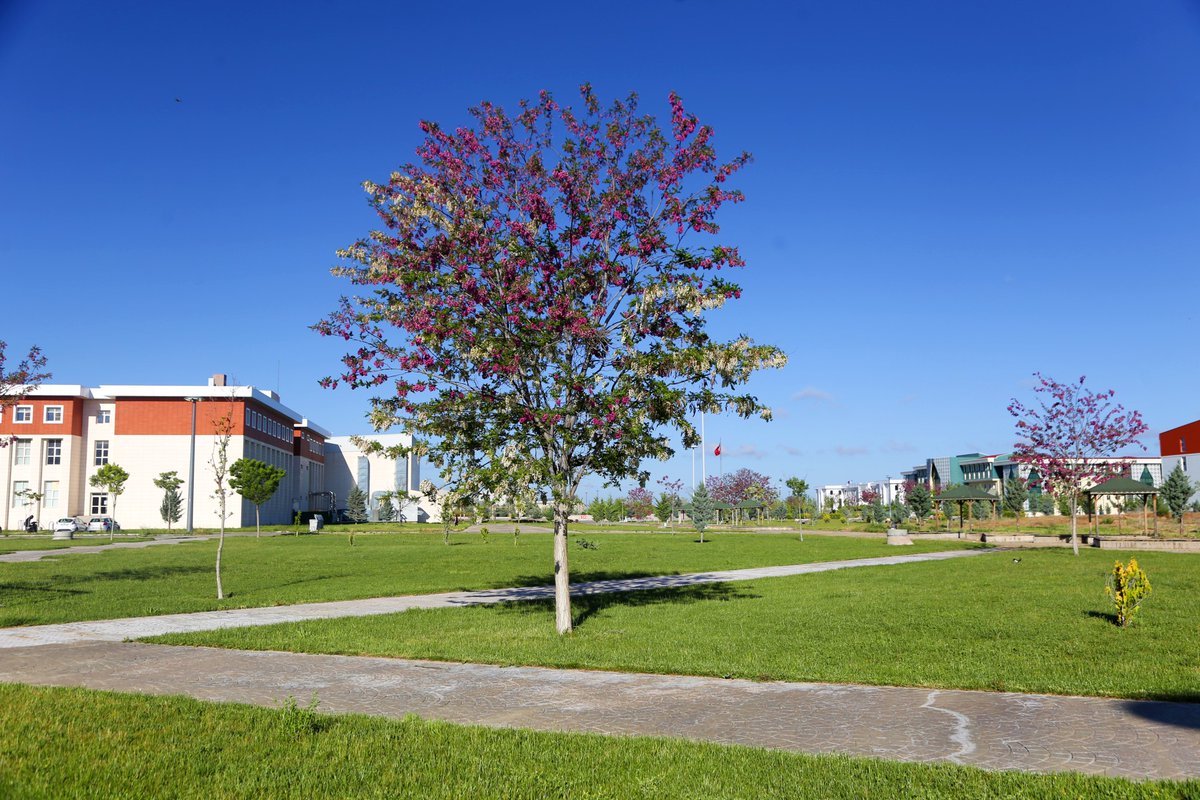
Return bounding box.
[2,1,1198,501]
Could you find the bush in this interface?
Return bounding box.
[863,523,889,533]
[1106,558,1152,627]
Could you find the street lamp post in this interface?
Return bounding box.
[185,397,199,534]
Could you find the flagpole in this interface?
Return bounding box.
[701,413,706,488]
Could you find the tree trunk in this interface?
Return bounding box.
[553,502,572,635]
[215,530,225,599]
[109,497,116,543]
[1070,494,1079,556]
[255,506,261,538]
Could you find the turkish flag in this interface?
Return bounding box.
[714,444,722,456]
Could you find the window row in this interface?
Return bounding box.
[10,480,60,508]
[10,438,107,466]
[8,404,64,423]
[245,407,292,443]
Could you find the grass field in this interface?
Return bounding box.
[0,684,1192,800]
[0,531,969,627]
[154,548,1200,701]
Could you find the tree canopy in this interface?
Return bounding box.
[1009,373,1147,554]
[317,86,784,632]
[229,458,286,536]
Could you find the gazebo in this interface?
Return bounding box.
[935,485,999,533]
[735,499,764,525]
[1085,476,1159,536]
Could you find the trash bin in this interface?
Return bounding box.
[309,516,323,532]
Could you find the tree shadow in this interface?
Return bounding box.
[87,565,211,583]
[1083,609,1118,626]
[1122,697,1200,721]
[0,580,89,604]
[502,569,669,589]
[483,582,759,628]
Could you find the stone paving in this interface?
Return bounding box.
[0,548,988,648]
[1,641,1197,782]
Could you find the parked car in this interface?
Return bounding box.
[86,516,120,533]
[53,517,85,534]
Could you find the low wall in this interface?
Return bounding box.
[1091,536,1200,552]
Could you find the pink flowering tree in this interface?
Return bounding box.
[625,487,655,519]
[316,86,785,633]
[0,342,50,446]
[1008,374,1148,555]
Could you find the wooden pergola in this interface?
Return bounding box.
[1085,476,1159,536]
[935,485,999,533]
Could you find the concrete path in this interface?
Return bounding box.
[0,533,284,563]
[0,548,989,648]
[1,641,1196,782]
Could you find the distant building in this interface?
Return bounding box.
[817,478,905,511]
[324,434,428,522]
[1159,419,1200,504]
[0,375,328,530]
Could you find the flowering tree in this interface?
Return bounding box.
[705,468,777,506]
[0,342,50,446]
[1009,374,1148,555]
[625,486,655,519]
[860,488,879,507]
[318,86,785,633]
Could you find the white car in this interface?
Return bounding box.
[54,517,85,534]
[86,516,120,533]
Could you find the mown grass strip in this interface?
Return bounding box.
[0,684,1192,799]
[0,532,968,627]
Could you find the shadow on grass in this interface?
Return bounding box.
[1083,610,1119,626]
[88,565,211,583]
[0,580,89,604]
[485,582,758,628]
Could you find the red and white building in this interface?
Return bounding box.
[1160,418,1200,504]
[1,375,332,530]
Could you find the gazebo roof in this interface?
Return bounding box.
[735,499,764,508]
[936,485,997,502]
[1086,476,1160,496]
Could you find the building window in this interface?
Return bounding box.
[43,481,59,508]
[14,405,32,423]
[44,405,63,423]
[94,440,109,466]
[45,439,62,465]
[91,494,108,515]
[12,481,29,507]
[97,408,112,424]
[14,439,31,466]
[245,408,251,427]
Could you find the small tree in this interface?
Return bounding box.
[154,471,184,530]
[1160,463,1195,535]
[1106,558,1151,627]
[906,483,933,527]
[1009,374,1148,555]
[0,342,51,447]
[690,482,714,543]
[654,493,674,526]
[211,409,234,599]
[347,486,369,524]
[1002,477,1028,532]
[230,458,287,537]
[89,463,129,543]
[378,492,397,523]
[15,489,43,529]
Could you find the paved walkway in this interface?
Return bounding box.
[1,641,1196,781]
[0,548,987,648]
[0,536,212,563]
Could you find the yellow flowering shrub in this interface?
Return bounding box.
[1105,558,1152,627]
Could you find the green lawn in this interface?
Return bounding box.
[154,548,1200,701]
[0,685,1191,800]
[0,531,968,627]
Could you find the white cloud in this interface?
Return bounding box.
[781,445,803,456]
[835,445,869,456]
[792,386,835,403]
[882,440,916,453]
[735,444,766,459]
